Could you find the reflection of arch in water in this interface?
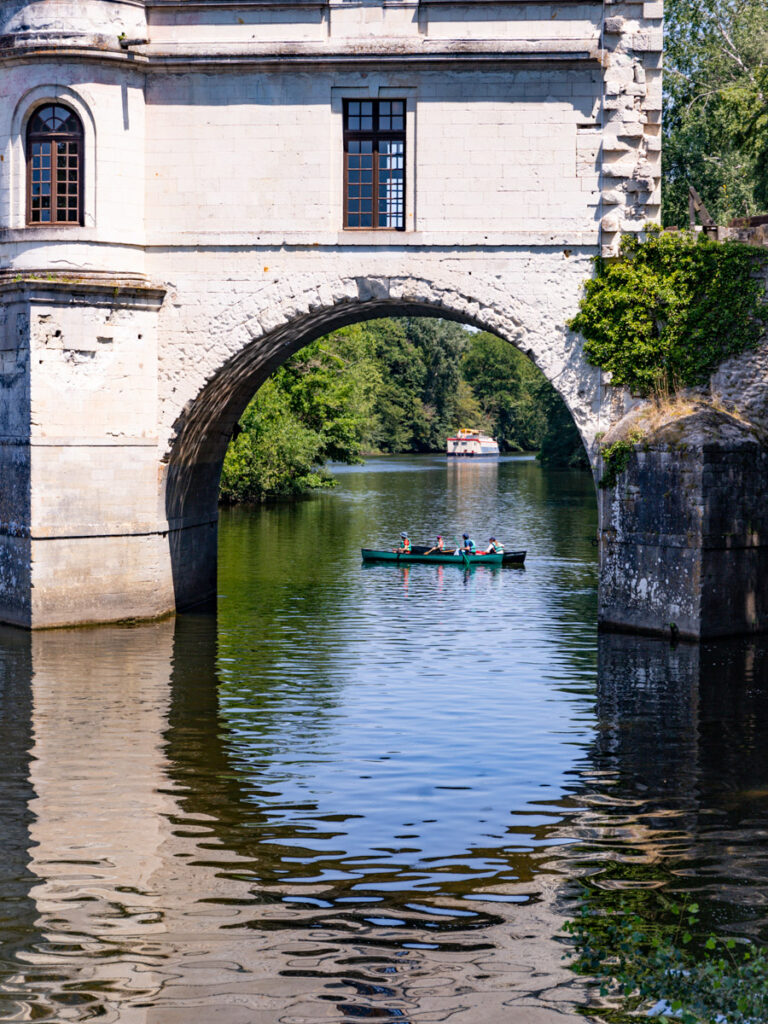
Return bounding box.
[0,628,38,1019]
[0,614,587,1020]
[18,621,768,1018]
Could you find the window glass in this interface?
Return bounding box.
[27,104,83,226]
[343,99,405,230]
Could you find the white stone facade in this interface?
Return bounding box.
[0,0,662,626]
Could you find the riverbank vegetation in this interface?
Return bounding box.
[220,317,587,503]
[568,228,768,487]
[570,229,768,398]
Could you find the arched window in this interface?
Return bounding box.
[26,104,83,225]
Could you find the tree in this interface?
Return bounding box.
[220,318,591,502]
[663,0,768,227]
[220,328,379,502]
[460,332,547,451]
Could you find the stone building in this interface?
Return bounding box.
[0,0,663,628]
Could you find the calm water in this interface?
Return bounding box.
[1,455,768,1022]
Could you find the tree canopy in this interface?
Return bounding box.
[220,318,587,502]
[663,0,768,227]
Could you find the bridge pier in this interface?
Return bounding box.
[599,409,768,640]
[0,275,174,629]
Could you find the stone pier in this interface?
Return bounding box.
[599,409,768,640]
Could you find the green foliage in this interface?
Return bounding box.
[362,317,467,452]
[461,332,548,452]
[599,432,644,489]
[537,383,590,469]
[221,318,589,501]
[220,329,378,502]
[565,894,768,1024]
[570,229,768,396]
[663,0,768,227]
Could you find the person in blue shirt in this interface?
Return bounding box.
[459,533,477,554]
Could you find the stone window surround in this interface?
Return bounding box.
[331,85,416,235]
[7,85,97,232]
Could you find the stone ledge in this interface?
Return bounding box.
[0,271,166,308]
[0,40,601,68]
[0,437,159,447]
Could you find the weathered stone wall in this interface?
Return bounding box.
[0,295,31,627]
[0,276,170,628]
[599,412,768,639]
[600,0,663,257]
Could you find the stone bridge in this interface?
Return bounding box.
[3,0,760,640]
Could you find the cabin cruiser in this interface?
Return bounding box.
[446,428,500,456]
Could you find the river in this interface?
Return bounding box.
[0,455,767,1022]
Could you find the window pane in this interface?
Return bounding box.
[344,99,405,230]
[377,140,405,229]
[28,108,82,225]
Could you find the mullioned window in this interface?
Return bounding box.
[343,99,405,230]
[27,104,84,226]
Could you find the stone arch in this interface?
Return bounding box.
[159,270,619,609]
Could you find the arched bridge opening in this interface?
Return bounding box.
[161,285,606,613]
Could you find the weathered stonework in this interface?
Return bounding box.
[0,0,663,627]
[599,409,768,640]
[599,0,663,257]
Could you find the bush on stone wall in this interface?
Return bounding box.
[570,228,768,397]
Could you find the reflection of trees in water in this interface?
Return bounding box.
[218,501,361,697]
[573,634,768,940]
[168,612,357,895]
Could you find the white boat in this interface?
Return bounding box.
[446,428,500,457]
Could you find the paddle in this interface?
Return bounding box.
[453,537,470,568]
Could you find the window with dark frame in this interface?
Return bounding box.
[344,99,405,230]
[26,104,84,226]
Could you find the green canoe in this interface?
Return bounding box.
[361,548,504,566]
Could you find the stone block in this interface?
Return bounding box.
[643,2,664,18]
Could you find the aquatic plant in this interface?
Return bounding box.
[564,893,768,1023]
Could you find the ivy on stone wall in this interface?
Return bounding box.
[599,432,644,490]
[570,228,768,396]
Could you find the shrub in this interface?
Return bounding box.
[570,229,768,397]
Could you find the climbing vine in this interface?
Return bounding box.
[570,228,768,396]
[599,431,644,489]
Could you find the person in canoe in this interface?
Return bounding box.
[458,533,477,555]
[424,535,445,556]
[483,536,504,555]
[394,531,412,554]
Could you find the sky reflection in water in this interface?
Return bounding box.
[0,456,766,1022]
